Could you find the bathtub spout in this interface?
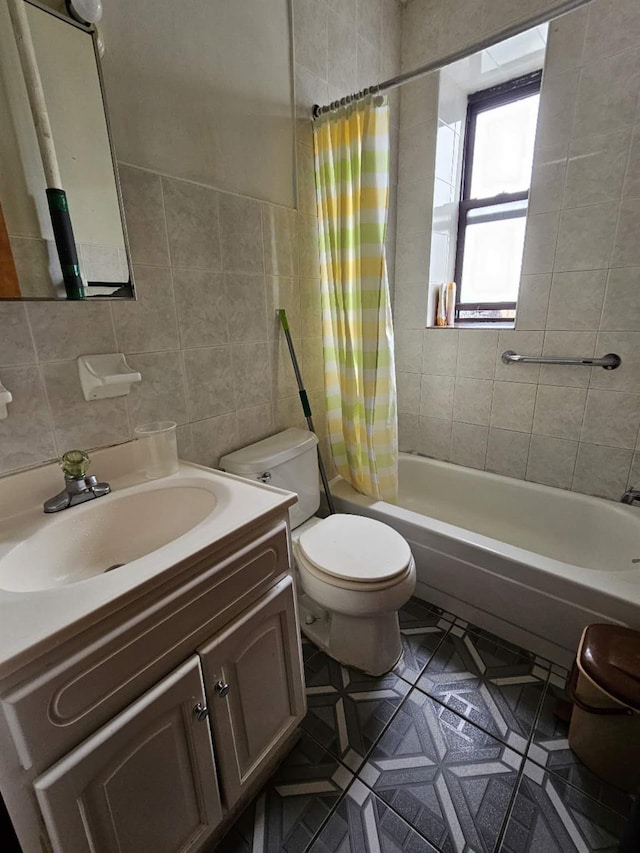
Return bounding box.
[621,488,640,507]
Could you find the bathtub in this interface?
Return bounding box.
[330,453,640,666]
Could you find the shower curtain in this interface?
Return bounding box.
[313,96,398,501]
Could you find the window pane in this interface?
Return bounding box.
[470,94,539,198]
[460,215,526,303]
[467,197,528,224]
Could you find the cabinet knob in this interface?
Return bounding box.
[193,702,209,721]
[215,680,230,698]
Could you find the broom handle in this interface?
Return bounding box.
[278,310,336,515]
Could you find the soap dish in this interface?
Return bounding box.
[0,379,12,420]
[77,354,142,401]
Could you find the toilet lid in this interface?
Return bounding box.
[297,514,412,583]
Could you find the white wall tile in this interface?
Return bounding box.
[546,270,607,331]
[119,166,170,266]
[162,178,221,271]
[490,382,537,433]
[581,389,640,449]
[126,351,189,428]
[450,422,488,470]
[572,49,640,139]
[611,198,640,268]
[42,361,130,452]
[583,0,640,64]
[534,70,580,153]
[419,373,455,420]
[398,412,419,451]
[622,130,640,200]
[456,331,498,379]
[397,371,422,415]
[112,267,179,354]
[590,332,640,392]
[183,346,235,420]
[544,6,588,78]
[174,269,228,348]
[572,442,633,500]
[532,384,586,440]
[526,434,577,489]
[453,378,493,426]
[394,285,428,329]
[486,428,530,479]
[418,414,451,460]
[395,330,423,373]
[218,194,264,274]
[554,203,618,273]
[422,329,458,375]
[0,304,35,367]
[515,275,552,331]
[563,130,631,210]
[521,212,559,276]
[600,267,640,331]
[0,366,56,474]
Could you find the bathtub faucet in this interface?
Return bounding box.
[621,488,640,507]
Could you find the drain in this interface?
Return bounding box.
[103,563,125,573]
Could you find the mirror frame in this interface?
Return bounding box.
[1,0,135,301]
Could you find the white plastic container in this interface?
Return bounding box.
[134,421,179,480]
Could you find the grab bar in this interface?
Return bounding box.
[501,350,621,370]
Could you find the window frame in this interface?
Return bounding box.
[453,70,543,324]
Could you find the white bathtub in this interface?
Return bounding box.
[330,453,640,666]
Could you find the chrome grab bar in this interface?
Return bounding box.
[501,350,621,370]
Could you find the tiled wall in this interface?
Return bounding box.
[395,0,640,500]
[293,0,403,285]
[0,0,403,477]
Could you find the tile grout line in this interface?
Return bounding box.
[492,664,554,852]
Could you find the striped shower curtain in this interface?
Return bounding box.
[313,97,398,501]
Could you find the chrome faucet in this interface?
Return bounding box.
[621,487,640,507]
[44,450,111,513]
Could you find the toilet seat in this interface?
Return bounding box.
[296,514,413,590]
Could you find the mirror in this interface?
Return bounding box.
[0,0,134,300]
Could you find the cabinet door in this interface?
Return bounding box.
[199,576,305,809]
[34,657,222,853]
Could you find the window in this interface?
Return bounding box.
[454,71,542,323]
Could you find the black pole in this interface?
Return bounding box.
[278,309,336,515]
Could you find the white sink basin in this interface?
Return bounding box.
[0,481,217,592]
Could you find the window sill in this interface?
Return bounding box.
[428,322,515,330]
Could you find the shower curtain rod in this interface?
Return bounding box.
[312,0,587,118]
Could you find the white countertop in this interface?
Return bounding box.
[0,442,297,679]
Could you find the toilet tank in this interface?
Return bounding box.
[220,429,320,529]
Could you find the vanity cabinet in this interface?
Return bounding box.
[26,577,303,853]
[0,517,305,853]
[200,578,305,810]
[33,657,222,853]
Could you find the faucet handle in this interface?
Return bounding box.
[61,449,90,479]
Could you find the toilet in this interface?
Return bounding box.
[220,428,416,675]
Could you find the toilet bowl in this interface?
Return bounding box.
[292,514,416,675]
[220,428,416,675]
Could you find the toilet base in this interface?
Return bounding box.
[298,593,403,676]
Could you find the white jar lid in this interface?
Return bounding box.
[297,514,412,583]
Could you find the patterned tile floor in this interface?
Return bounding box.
[217,597,634,853]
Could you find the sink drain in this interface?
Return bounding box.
[103,563,125,573]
